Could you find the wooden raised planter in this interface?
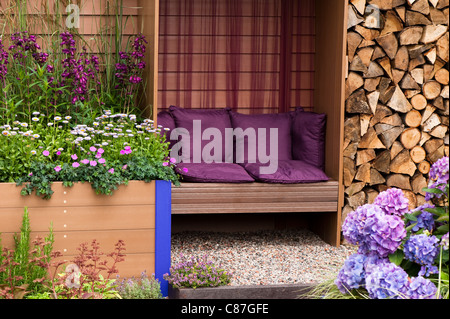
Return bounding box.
[168,284,314,299]
[0,180,172,296]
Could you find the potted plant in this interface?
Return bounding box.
[0,29,179,296]
[164,254,233,299]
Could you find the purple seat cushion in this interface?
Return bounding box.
[242,160,329,183]
[229,111,293,164]
[176,163,255,183]
[169,105,233,163]
[156,110,176,149]
[291,110,326,170]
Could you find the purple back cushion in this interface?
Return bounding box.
[156,110,176,149]
[229,111,293,164]
[243,160,329,183]
[169,105,233,163]
[176,163,255,183]
[291,110,326,171]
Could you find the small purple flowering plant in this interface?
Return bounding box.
[163,254,232,289]
[335,157,449,299]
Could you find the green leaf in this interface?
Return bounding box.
[389,250,404,266]
[425,207,447,217]
[422,187,444,194]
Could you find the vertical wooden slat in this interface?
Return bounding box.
[139,0,159,119]
[313,0,348,246]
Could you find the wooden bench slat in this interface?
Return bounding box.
[172,202,338,214]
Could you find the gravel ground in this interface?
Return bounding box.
[171,229,357,286]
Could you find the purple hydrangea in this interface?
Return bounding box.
[441,232,449,250]
[342,204,406,258]
[425,156,449,201]
[373,188,410,217]
[335,253,367,293]
[403,234,439,277]
[405,276,438,299]
[407,203,435,232]
[365,262,410,299]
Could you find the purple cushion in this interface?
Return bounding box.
[169,105,233,163]
[242,160,329,183]
[291,110,326,170]
[176,163,255,183]
[157,110,176,149]
[229,111,293,164]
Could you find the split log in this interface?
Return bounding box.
[435,68,449,85]
[410,145,427,163]
[404,109,422,127]
[411,173,428,195]
[410,93,428,110]
[376,32,399,59]
[417,160,431,174]
[359,127,387,149]
[423,81,442,100]
[372,150,391,173]
[399,26,423,45]
[390,149,417,176]
[394,46,410,70]
[420,24,448,44]
[400,127,421,149]
[387,85,413,112]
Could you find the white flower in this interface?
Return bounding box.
[65,116,72,120]
[54,116,62,121]
[32,117,39,122]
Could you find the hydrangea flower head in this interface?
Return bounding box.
[425,156,449,201]
[441,232,449,250]
[406,276,438,299]
[373,188,409,217]
[365,262,409,299]
[404,234,439,277]
[407,203,435,233]
[335,253,367,294]
[343,204,406,258]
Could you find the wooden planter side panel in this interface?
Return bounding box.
[0,181,157,279]
[343,1,449,222]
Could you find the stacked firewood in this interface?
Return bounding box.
[343,0,449,220]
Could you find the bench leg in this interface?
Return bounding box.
[309,212,341,247]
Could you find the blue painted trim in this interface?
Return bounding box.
[155,180,172,297]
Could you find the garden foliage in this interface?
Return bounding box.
[0,31,181,198]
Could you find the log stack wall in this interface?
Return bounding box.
[343,0,449,221]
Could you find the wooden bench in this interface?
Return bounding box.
[171,180,341,246]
